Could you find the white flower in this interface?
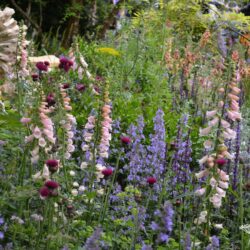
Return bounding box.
[97,189,104,195]
[78,185,86,192]
[30,214,43,222]
[73,182,79,187]
[71,189,78,196]
[69,170,76,176]
[38,137,47,147]
[81,144,89,151]
[214,224,223,229]
[80,162,88,169]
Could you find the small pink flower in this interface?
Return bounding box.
[218,181,228,189]
[221,119,230,128]
[199,126,212,136]
[25,135,34,143]
[228,93,239,101]
[230,101,239,111]
[102,105,111,114]
[85,123,95,129]
[210,194,222,208]
[218,101,224,108]
[195,169,209,179]
[20,117,32,124]
[206,110,217,118]
[33,126,42,139]
[230,86,241,94]
[218,170,229,181]
[38,137,47,147]
[195,187,206,196]
[208,117,219,127]
[88,116,96,124]
[216,187,226,197]
[210,177,217,188]
[227,110,242,121]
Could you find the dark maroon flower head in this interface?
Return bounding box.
[121,136,131,145]
[102,168,113,177]
[36,61,48,72]
[59,57,69,64]
[46,159,59,173]
[62,83,70,89]
[46,93,56,106]
[59,56,73,72]
[44,61,50,66]
[147,177,157,185]
[39,186,50,198]
[45,180,59,189]
[31,73,39,81]
[76,83,86,92]
[216,158,227,166]
[46,159,58,167]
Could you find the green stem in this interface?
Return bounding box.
[99,150,122,223]
[239,161,244,250]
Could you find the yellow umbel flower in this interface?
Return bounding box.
[96,47,120,57]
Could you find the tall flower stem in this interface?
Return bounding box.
[158,156,172,209]
[239,160,244,250]
[99,150,122,223]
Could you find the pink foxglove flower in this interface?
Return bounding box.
[199,126,212,136]
[210,194,222,208]
[195,169,209,179]
[20,117,31,124]
[206,110,217,118]
[195,187,206,196]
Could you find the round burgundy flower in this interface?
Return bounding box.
[39,186,50,198]
[147,177,157,185]
[31,73,39,81]
[46,93,56,106]
[121,136,131,145]
[76,83,86,92]
[216,158,227,166]
[45,180,59,189]
[62,83,70,89]
[59,57,68,64]
[36,61,48,72]
[44,61,50,66]
[102,168,113,177]
[46,159,58,167]
[46,159,59,173]
[59,57,73,72]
